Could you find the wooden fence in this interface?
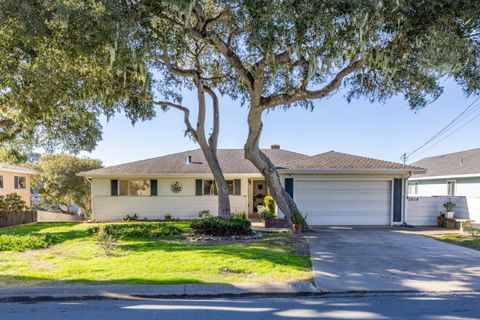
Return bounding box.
[0,211,37,228]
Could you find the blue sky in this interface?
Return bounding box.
[84,79,480,167]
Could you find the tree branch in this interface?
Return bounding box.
[153,100,198,140]
[159,51,198,78]
[260,59,364,109]
[204,85,219,151]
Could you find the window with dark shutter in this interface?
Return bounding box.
[111,180,118,196]
[285,178,294,198]
[150,180,158,196]
[195,179,203,196]
[234,179,241,195]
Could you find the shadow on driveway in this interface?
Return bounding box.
[306,226,480,292]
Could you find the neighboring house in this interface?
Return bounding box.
[79,145,424,226]
[408,148,480,223]
[0,165,36,208]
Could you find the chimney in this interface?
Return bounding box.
[271,144,280,150]
[186,155,192,164]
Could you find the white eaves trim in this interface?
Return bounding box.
[0,166,37,175]
[409,172,480,181]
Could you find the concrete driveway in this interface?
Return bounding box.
[306,227,480,292]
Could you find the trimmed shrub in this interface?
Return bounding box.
[0,233,57,252]
[149,225,183,238]
[89,223,185,239]
[198,210,211,218]
[122,214,138,222]
[0,193,27,211]
[191,217,251,236]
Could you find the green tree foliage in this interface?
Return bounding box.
[33,154,102,214]
[0,0,155,152]
[0,193,27,211]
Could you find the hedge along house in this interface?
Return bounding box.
[79,146,425,225]
[0,165,37,208]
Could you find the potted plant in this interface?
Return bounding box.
[437,213,446,228]
[292,212,307,234]
[443,201,456,219]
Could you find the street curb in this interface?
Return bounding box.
[1,289,480,303]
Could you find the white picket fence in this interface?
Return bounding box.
[406,196,480,226]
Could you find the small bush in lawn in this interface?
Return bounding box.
[95,225,120,256]
[191,217,251,236]
[0,233,57,252]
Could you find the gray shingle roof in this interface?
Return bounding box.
[79,149,309,176]
[411,148,480,178]
[80,149,424,177]
[281,151,425,172]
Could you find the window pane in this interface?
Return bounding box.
[119,180,129,196]
[226,180,234,195]
[129,180,151,196]
[203,180,217,195]
[14,176,26,189]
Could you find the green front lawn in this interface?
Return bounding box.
[434,234,480,251]
[0,222,311,287]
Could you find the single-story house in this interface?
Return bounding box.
[408,148,480,222]
[79,145,425,225]
[0,165,37,207]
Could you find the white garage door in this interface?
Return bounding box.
[295,180,392,225]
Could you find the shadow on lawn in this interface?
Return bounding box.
[0,275,205,286]
[121,237,310,271]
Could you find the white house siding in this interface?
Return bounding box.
[406,196,480,225]
[90,177,249,221]
[408,177,480,223]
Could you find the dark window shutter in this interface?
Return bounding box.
[111,180,118,196]
[234,179,241,195]
[150,179,158,196]
[285,178,294,198]
[393,178,402,222]
[14,176,18,189]
[195,179,203,196]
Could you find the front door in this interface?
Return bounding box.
[252,180,268,213]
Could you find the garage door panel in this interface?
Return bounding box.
[295,180,392,226]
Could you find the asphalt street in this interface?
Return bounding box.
[2,294,480,320]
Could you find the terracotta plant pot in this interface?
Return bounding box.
[292,224,302,234]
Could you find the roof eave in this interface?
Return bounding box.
[409,172,480,180]
[278,168,426,174]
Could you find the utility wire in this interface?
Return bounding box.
[408,106,480,162]
[406,96,480,160]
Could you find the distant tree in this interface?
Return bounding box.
[33,155,102,215]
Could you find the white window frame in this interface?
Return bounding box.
[408,182,418,195]
[446,180,456,197]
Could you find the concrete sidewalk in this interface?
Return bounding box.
[0,282,318,302]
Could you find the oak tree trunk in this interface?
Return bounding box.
[244,106,310,230]
[195,79,231,218]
